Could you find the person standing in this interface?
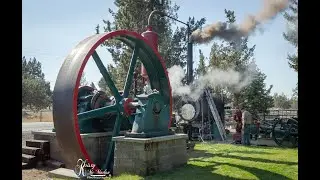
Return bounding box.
[242,108,253,145]
[234,107,243,132]
[232,106,242,144]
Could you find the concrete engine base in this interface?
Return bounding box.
[31,130,125,169]
[112,133,188,176]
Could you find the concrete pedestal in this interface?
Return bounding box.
[32,130,125,169]
[112,134,188,176]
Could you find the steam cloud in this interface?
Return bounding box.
[168,63,258,101]
[190,0,289,44]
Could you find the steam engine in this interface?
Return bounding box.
[173,92,225,141]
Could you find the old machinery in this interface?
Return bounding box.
[52,29,172,173]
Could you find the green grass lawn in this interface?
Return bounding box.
[113,143,298,180]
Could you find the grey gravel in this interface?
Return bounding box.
[22,122,54,146]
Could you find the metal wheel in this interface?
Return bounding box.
[272,118,298,148]
[53,30,172,173]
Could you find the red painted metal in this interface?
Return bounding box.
[141,26,159,49]
[141,26,159,80]
[123,98,134,116]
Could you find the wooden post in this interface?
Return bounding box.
[40,111,42,122]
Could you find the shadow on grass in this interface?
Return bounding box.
[188,149,275,158]
[188,149,213,159]
[227,150,274,155]
[144,164,251,180]
[175,149,294,180]
[143,160,291,180]
[114,148,296,180]
[243,144,297,150]
[189,148,296,166]
[213,153,297,165]
[191,159,291,180]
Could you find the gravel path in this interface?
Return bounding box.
[22,122,54,146]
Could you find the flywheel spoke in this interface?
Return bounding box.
[103,112,123,170]
[92,51,121,101]
[278,125,292,145]
[278,132,290,145]
[78,105,118,121]
[123,44,140,98]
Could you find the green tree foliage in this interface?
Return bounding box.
[22,56,52,112]
[290,96,298,109]
[90,82,97,89]
[286,88,298,109]
[273,93,292,109]
[96,0,205,93]
[283,0,298,72]
[208,10,256,104]
[238,70,274,115]
[195,49,207,77]
[293,85,297,97]
[283,0,298,107]
[207,10,273,114]
[80,72,88,86]
[98,76,107,92]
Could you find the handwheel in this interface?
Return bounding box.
[53,30,172,173]
[272,118,298,148]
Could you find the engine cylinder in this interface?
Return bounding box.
[176,93,225,124]
[141,26,159,80]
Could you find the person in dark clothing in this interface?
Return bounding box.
[233,106,242,144]
[182,122,193,149]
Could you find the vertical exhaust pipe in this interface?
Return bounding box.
[187,41,193,85]
[186,25,193,85]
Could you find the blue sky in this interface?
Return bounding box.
[22,0,297,97]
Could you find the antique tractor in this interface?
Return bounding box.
[254,117,298,148]
[52,26,173,173]
[272,117,298,148]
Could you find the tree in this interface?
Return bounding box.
[22,77,51,111]
[273,93,292,109]
[22,56,52,111]
[283,0,298,72]
[90,82,97,89]
[205,9,274,115]
[22,56,45,79]
[195,49,207,77]
[290,98,298,109]
[292,84,298,98]
[98,77,107,92]
[80,73,88,86]
[238,70,274,115]
[96,0,206,93]
[208,10,256,105]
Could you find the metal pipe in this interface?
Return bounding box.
[147,10,194,84]
[148,10,165,26]
[187,42,193,84]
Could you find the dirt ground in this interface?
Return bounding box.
[22,110,53,122]
[22,167,55,180]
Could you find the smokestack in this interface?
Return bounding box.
[190,0,289,44]
[187,42,193,84]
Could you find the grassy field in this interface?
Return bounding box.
[110,143,298,180]
[28,143,297,180]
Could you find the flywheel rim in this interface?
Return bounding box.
[53,30,172,172]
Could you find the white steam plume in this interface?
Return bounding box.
[168,62,258,101]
